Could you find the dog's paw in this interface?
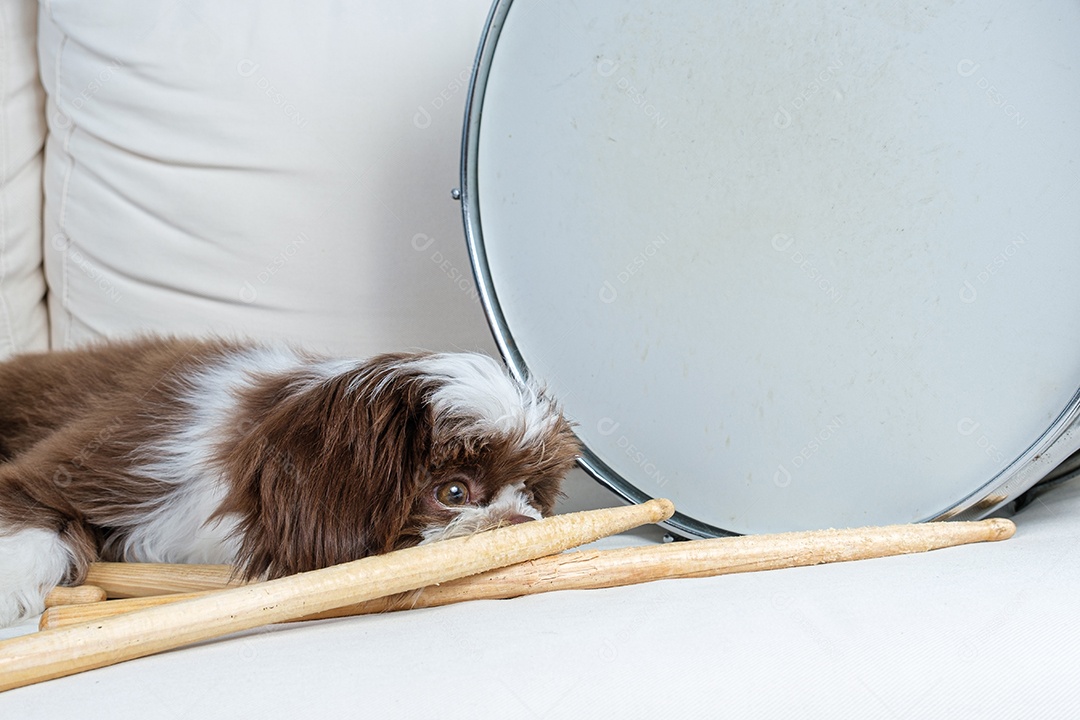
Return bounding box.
[0,527,71,628]
[0,589,45,628]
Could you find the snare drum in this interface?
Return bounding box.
[458,0,1080,536]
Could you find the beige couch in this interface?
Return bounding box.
[2,2,1077,717]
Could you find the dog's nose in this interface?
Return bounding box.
[507,514,535,525]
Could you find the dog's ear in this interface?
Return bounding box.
[216,360,431,579]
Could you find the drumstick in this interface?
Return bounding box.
[42,585,107,607]
[39,517,1015,630]
[0,498,673,693]
[84,562,240,598]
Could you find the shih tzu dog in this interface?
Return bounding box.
[0,336,579,626]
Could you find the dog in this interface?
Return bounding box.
[0,336,579,626]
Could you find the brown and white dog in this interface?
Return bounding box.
[0,337,579,626]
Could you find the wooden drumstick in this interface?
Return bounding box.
[39,517,1015,630]
[84,562,240,598]
[42,585,107,608]
[0,498,674,693]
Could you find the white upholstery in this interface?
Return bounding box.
[36,0,496,357]
[0,1,1077,716]
[0,0,49,357]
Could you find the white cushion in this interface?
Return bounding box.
[0,0,49,357]
[37,0,495,356]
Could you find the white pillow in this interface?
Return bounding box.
[0,0,49,357]
[37,0,496,357]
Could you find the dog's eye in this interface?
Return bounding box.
[435,480,471,507]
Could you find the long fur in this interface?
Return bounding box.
[0,336,579,625]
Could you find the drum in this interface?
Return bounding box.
[457,0,1080,537]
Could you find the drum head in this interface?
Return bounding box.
[461,0,1080,536]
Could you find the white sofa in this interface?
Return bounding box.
[2,1,1078,716]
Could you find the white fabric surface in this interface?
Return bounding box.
[37,0,496,357]
[1,479,1078,717]
[0,0,49,357]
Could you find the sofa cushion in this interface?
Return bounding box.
[0,0,49,357]
[37,0,495,357]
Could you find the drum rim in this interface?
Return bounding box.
[457,0,1080,536]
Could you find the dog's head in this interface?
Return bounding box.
[220,352,580,579]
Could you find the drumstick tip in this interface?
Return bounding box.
[645,498,676,522]
[982,517,1016,541]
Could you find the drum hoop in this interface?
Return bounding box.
[457,0,1080,536]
